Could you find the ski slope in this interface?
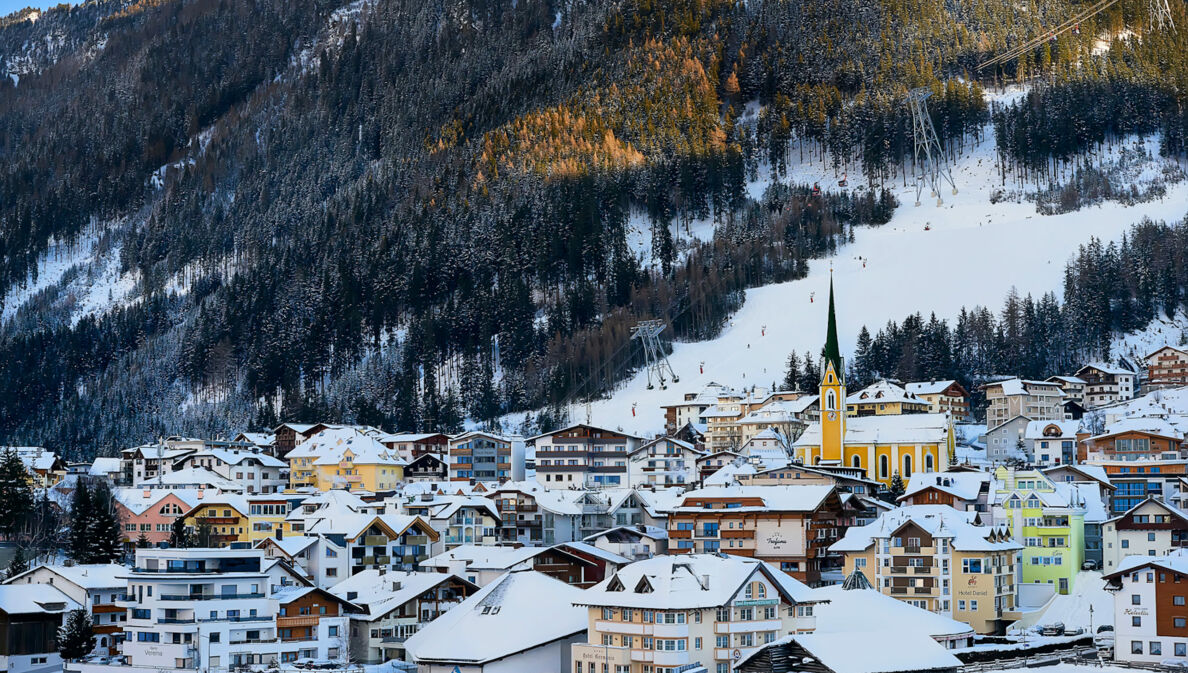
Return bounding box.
[537,102,1188,437]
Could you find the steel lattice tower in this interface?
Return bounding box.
[631,320,679,390]
[1151,0,1174,30]
[907,87,958,207]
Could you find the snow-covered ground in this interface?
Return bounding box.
[512,89,1188,436]
[1033,571,1114,631]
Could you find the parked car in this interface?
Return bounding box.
[1082,560,1098,570]
[1064,626,1085,636]
[1040,622,1066,636]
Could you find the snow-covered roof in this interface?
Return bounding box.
[287,426,406,466]
[1023,419,1082,440]
[403,570,587,665]
[327,569,472,619]
[553,541,631,566]
[88,457,122,476]
[156,466,243,491]
[846,380,929,407]
[113,487,204,515]
[1110,549,1188,578]
[906,380,961,396]
[753,631,963,673]
[1078,361,1135,377]
[831,505,1018,553]
[419,544,552,571]
[794,413,951,448]
[1095,416,1184,440]
[810,583,974,640]
[630,436,698,457]
[255,536,318,557]
[985,378,1061,396]
[576,553,817,609]
[583,525,668,543]
[180,448,286,468]
[7,563,126,590]
[902,471,991,502]
[307,513,429,540]
[673,484,835,513]
[1047,375,1087,385]
[235,432,275,447]
[0,585,80,614]
[12,447,62,472]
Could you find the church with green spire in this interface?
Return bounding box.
[792,280,955,486]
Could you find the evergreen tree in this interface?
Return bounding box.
[86,481,124,564]
[136,533,151,548]
[800,351,821,392]
[782,351,801,391]
[169,518,190,549]
[889,471,906,499]
[57,608,95,661]
[0,448,32,539]
[5,546,28,580]
[67,481,93,563]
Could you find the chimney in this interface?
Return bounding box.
[197,488,205,499]
[701,574,710,589]
[143,488,151,498]
[275,528,283,541]
[392,581,402,591]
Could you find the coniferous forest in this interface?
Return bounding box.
[0,0,1186,454]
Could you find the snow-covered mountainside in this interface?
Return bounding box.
[526,93,1188,436]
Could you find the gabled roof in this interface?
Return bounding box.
[1093,417,1184,441]
[901,472,991,502]
[526,423,642,443]
[674,484,837,513]
[287,426,406,466]
[1146,345,1188,360]
[831,505,1018,553]
[308,513,436,541]
[1040,464,1114,490]
[1105,549,1188,581]
[810,583,974,640]
[846,379,929,407]
[906,380,967,397]
[113,487,204,515]
[745,631,963,673]
[0,585,80,615]
[328,569,477,620]
[1105,496,1188,525]
[1023,419,1081,440]
[628,436,699,458]
[794,413,951,447]
[5,563,126,590]
[404,570,587,665]
[575,554,817,610]
[419,544,591,571]
[1077,361,1135,377]
[583,525,668,543]
[254,536,318,558]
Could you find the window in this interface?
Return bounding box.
[879,455,889,479]
[1176,596,1186,606]
[1175,618,1186,628]
[1133,594,1142,605]
[1177,643,1186,657]
[1151,642,1162,656]
[1133,616,1142,627]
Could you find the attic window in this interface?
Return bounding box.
[634,578,654,594]
[607,577,626,592]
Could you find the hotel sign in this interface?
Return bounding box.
[735,599,779,607]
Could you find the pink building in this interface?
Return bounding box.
[113,488,203,545]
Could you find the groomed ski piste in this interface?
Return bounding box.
[515,88,1188,437]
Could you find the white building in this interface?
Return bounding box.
[1077,362,1138,409]
[626,437,703,488]
[0,585,79,673]
[4,563,126,656]
[570,553,821,673]
[172,448,287,494]
[1023,419,1082,466]
[1106,550,1188,664]
[404,569,588,673]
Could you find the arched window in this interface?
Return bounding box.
[925,453,934,472]
[879,455,889,479]
[903,455,913,478]
[851,455,862,468]
[826,390,836,410]
[813,456,822,465]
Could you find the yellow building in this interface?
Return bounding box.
[245,493,299,542]
[287,426,406,492]
[182,496,252,546]
[831,505,1021,634]
[792,281,955,485]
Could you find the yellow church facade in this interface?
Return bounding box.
[791,280,955,486]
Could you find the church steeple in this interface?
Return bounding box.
[823,275,843,383]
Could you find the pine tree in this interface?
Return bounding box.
[86,481,124,564]
[136,533,151,548]
[169,517,190,549]
[57,608,95,661]
[0,447,32,539]
[5,546,28,579]
[889,471,906,499]
[782,351,801,391]
[67,481,93,563]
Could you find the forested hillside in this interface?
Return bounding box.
[0,0,1184,454]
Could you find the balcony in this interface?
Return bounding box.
[890,567,907,574]
[913,566,933,574]
[230,637,277,645]
[914,587,933,594]
[278,615,322,628]
[157,618,196,624]
[160,593,264,601]
[406,535,429,545]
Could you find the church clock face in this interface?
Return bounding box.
[828,411,838,421]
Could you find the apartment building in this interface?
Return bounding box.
[627,437,703,487]
[304,512,441,574]
[14,447,67,488]
[272,423,318,459]
[1146,346,1188,388]
[668,485,846,585]
[982,378,1063,430]
[1046,375,1087,407]
[172,447,287,494]
[120,547,351,670]
[378,432,450,462]
[182,495,253,546]
[395,494,501,549]
[831,505,1021,634]
[906,380,971,420]
[1076,362,1137,408]
[287,426,406,491]
[1083,417,1188,514]
[449,431,513,483]
[899,472,993,514]
[661,386,724,435]
[328,569,477,663]
[1103,497,1188,571]
[113,487,201,546]
[531,424,643,489]
[5,564,126,655]
[571,554,821,673]
[992,467,1086,595]
[1106,551,1188,664]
